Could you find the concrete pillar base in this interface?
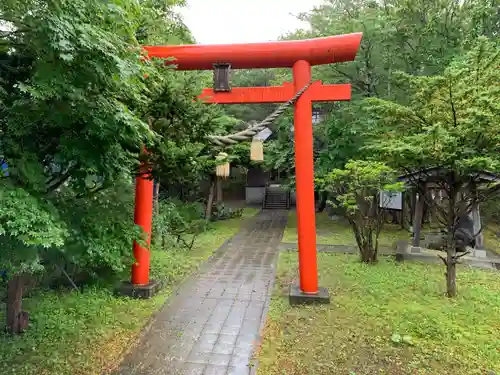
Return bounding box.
[116,279,161,299]
[289,284,330,305]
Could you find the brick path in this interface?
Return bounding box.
[114,210,288,375]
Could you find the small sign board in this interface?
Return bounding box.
[253,127,272,141]
[379,191,403,210]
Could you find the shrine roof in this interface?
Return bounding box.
[398,167,500,185]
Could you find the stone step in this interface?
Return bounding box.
[263,185,290,210]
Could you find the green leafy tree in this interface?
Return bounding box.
[321,160,403,263]
[1,0,155,333]
[365,38,500,296]
[135,0,193,45]
[145,71,230,195]
[268,0,499,201]
[0,0,225,333]
[261,114,295,181]
[0,185,67,273]
[52,179,142,282]
[153,198,207,251]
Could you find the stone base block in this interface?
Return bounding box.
[116,279,161,299]
[410,246,422,254]
[289,285,330,306]
[473,249,487,258]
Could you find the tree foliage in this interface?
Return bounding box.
[367,37,500,173]
[0,0,233,334]
[321,160,403,263]
[261,0,500,185]
[0,184,67,274]
[153,198,207,251]
[365,37,500,296]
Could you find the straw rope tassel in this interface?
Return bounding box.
[250,139,264,161]
[215,152,230,178]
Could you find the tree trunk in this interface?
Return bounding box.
[370,246,378,263]
[205,179,216,220]
[316,191,328,213]
[351,220,379,264]
[408,191,415,226]
[216,177,223,204]
[445,178,458,298]
[6,275,28,334]
[360,250,375,263]
[445,228,458,297]
[151,180,160,246]
[358,239,378,264]
[446,258,457,297]
[359,242,375,264]
[153,179,160,214]
[360,248,371,263]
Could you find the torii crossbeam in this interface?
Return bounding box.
[131,33,362,303]
[198,82,352,104]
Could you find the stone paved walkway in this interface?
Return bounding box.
[114,210,288,375]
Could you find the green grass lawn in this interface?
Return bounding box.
[0,208,259,375]
[283,211,410,248]
[257,252,500,375]
[284,211,500,255]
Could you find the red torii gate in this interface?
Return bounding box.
[130,33,362,303]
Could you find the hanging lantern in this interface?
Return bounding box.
[250,139,264,162]
[215,152,230,178]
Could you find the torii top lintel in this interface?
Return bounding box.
[143,32,362,70]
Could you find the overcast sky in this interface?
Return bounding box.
[177,0,324,45]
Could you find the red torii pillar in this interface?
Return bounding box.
[132,33,362,302]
